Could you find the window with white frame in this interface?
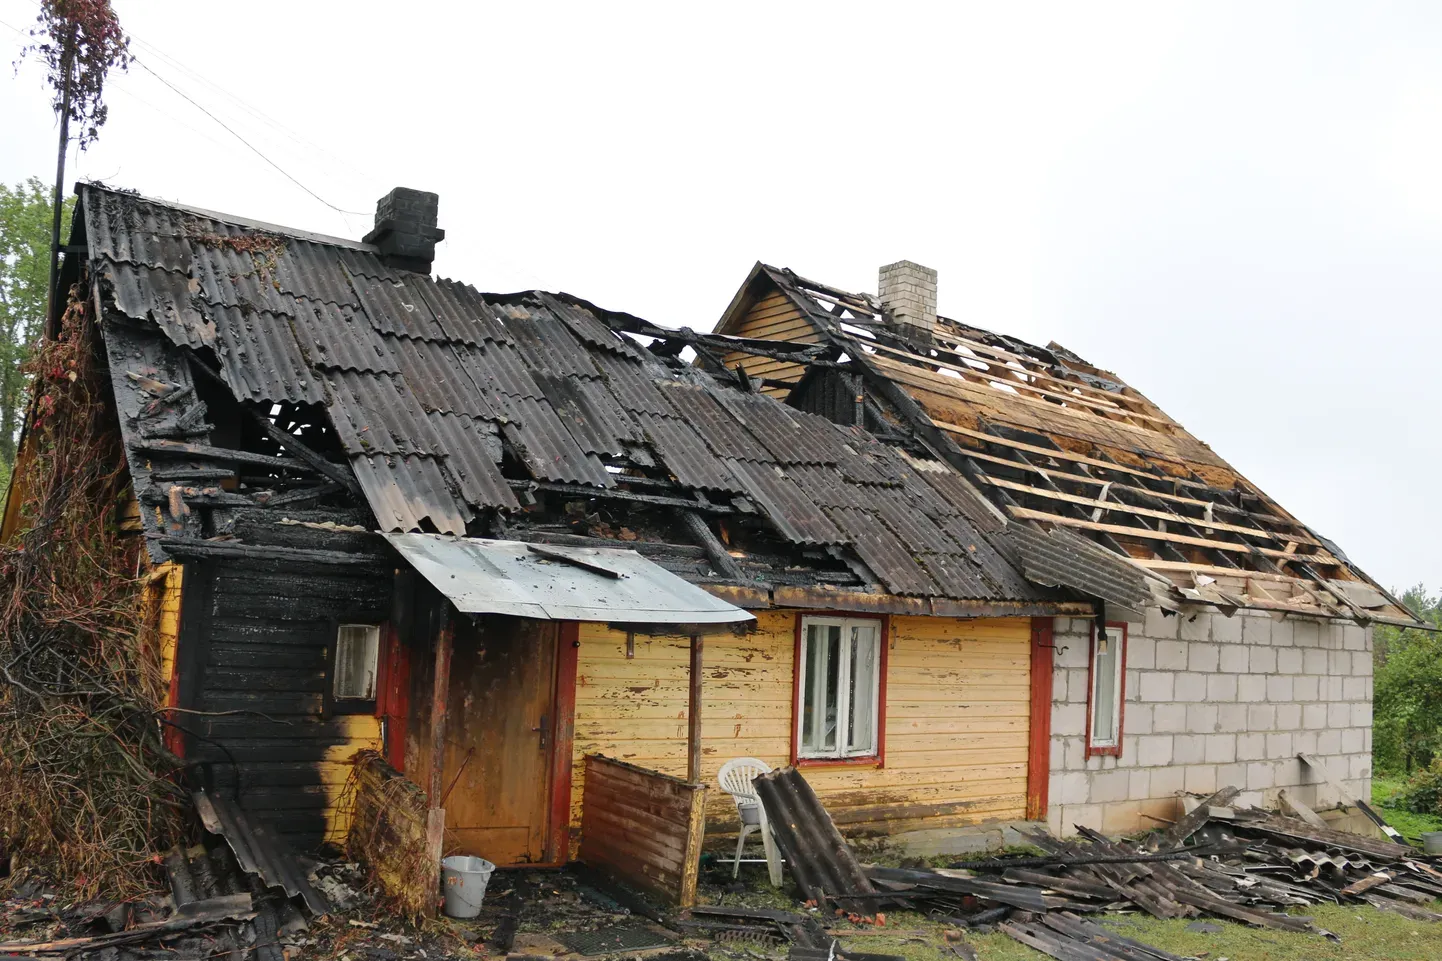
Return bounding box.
[334,624,381,700]
[1088,624,1126,755]
[796,617,882,759]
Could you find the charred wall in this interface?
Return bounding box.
[177,540,393,850]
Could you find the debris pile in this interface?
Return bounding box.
[685,775,1442,961]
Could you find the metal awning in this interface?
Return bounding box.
[385,533,755,626]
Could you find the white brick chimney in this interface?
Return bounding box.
[878,260,938,344]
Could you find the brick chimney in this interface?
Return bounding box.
[363,187,445,273]
[878,260,937,344]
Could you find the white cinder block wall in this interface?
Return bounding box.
[1046,609,1373,837]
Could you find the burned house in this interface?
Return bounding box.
[1,184,1144,903]
[711,260,1420,837]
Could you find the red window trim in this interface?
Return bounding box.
[789,612,888,769]
[1084,620,1128,759]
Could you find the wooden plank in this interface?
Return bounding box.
[1026,617,1051,821]
[867,340,1175,429]
[936,419,1179,479]
[979,474,1317,545]
[1007,506,1335,563]
[931,330,1169,418]
[688,634,704,785]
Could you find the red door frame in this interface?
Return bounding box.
[1026,616,1054,821]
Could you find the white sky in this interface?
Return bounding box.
[1,1,1439,594]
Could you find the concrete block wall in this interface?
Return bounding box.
[1046,609,1373,837]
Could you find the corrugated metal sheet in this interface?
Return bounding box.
[211,304,324,405]
[491,392,614,487]
[351,453,468,534]
[426,412,519,510]
[916,551,997,600]
[727,460,844,544]
[867,485,965,555]
[286,298,399,373]
[635,411,743,492]
[85,192,197,272]
[385,533,754,623]
[323,370,444,455]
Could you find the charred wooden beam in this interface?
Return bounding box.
[509,479,735,513]
[244,409,363,496]
[153,537,386,567]
[134,439,321,473]
[681,511,747,581]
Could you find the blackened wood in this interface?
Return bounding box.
[156,537,386,568]
[681,511,746,580]
[134,439,320,472]
[244,408,363,495]
[1158,787,1241,849]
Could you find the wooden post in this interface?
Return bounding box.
[425,612,454,909]
[687,633,703,784]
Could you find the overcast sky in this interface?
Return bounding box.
[2,1,1439,593]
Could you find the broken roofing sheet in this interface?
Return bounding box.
[712,263,1420,626]
[77,185,1058,608]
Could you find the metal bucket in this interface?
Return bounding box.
[1421,832,1442,855]
[441,855,495,918]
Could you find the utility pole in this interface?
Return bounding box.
[45,22,77,341]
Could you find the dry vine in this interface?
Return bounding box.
[0,281,185,895]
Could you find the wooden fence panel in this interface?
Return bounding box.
[579,755,707,907]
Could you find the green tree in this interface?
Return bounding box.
[1372,584,1442,774]
[0,178,73,490]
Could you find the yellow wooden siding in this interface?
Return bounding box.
[720,293,817,396]
[570,613,1032,842]
[155,562,184,693]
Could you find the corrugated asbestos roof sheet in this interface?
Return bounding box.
[84,185,1045,601]
[1006,524,1151,609]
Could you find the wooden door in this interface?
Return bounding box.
[442,617,558,864]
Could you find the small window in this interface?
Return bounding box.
[796,617,883,760]
[334,624,381,700]
[1087,623,1127,757]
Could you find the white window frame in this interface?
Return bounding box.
[1087,624,1126,755]
[795,616,883,760]
[333,623,382,701]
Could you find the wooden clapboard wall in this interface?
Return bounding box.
[570,613,1032,844]
[719,291,817,397]
[578,755,707,907]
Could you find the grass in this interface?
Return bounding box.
[785,904,1442,961]
[1373,776,1442,841]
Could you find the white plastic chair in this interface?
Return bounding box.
[717,757,783,887]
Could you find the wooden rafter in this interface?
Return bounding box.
[976,475,1320,546]
[1007,507,1340,565]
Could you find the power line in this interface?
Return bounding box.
[132,55,371,217]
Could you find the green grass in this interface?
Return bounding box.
[780,905,1442,961]
[1373,776,1442,841]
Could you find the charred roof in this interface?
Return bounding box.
[711,262,1419,627]
[72,184,1078,616]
